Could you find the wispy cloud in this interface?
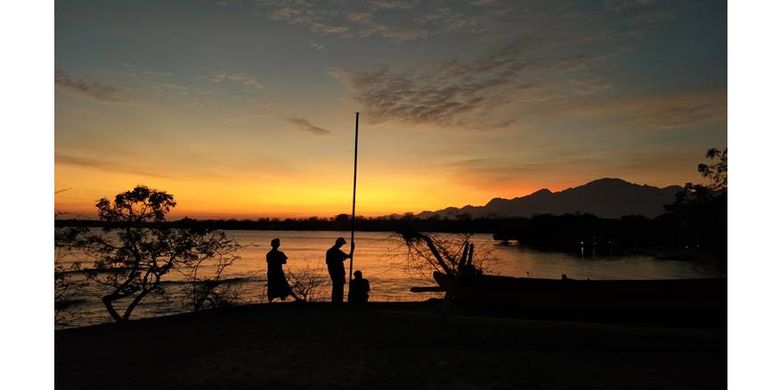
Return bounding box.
[250,0,643,43]
[569,76,613,95]
[445,149,698,194]
[209,71,263,89]
[634,103,722,130]
[56,153,172,178]
[565,90,726,130]
[632,10,675,23]
[603,0,655,12]
[55,70,132,103]
[329,43,610,128]
[286,118,332,135]
[445,155,602,194]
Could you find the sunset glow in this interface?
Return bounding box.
[55,0,726,218]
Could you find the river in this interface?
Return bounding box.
[55,230,724,328]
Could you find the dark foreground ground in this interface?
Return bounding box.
[56,301,725,390]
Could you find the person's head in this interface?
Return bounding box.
[271,238,280,249]
[354,270,362,280]
[335,237,346,248]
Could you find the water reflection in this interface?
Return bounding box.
[56,230,724,327]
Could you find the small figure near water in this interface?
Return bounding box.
[348,270,370,304]
[266,238,298,302]
[325,237,352,304]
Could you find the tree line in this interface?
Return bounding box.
[55,148,725,325]
[57,146,726,261]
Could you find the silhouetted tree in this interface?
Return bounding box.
[287,265,327,302]
[55,226,89,325]
[698,148,727,191]
[179,227,241,311]
[665,148,727,255]
[54,263,84,326]
[67,186,239,322]
[668,148,727,208]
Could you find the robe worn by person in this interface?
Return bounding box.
[266,248,294,300]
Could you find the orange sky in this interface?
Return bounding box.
[55,0,726,219]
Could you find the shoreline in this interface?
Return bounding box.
[56,301,725,389]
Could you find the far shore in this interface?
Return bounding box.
[56,301,725,390]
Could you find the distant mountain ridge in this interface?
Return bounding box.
[417,178,683,219]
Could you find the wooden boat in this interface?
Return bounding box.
[403,230,724,326]
[431,271,726,326]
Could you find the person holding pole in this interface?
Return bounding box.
[325,237,352,304]
[348,112,359,284]
[324,112,360,305]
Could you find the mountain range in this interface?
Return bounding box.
[416,178,683,219]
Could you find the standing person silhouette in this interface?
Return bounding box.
[325,237,352,304]
[266,238,298,302]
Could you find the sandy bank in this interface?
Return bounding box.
[56,301,725,390]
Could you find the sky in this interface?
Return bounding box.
[55,0,726,219]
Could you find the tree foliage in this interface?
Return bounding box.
[664,148,727,255]
[669,148,727,208]
[287,265,326,302]
[65,186,239,322]
[698,148,727,191]
[179,232,241,312]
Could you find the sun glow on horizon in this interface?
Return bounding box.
[55,0,725,219]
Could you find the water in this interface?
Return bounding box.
[55,230,724,328]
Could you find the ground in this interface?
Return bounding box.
[56,301,725,390]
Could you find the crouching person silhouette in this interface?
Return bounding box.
[348,270,370,305]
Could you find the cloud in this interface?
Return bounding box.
[564,90,726,130]
[444,155,603,194]
[329,43,610,128]
[603,0,655,12]
[632,10,675,23]
[56,153,172,178]
[569,76,613,95]
[445,149,699,195]
[286,118,332,135]
[310,41,325,51]
[250,1,629,43]
[209,71,263,89]
[634,103,722,130]
[209,0,244,5]
[55,70,132,103]
[59,64,268,112]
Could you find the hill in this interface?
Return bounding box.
[418,178,682,219]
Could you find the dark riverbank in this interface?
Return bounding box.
[55,211,726,265]
[56,301,725,390]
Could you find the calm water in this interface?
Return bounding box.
[56,230,724,328]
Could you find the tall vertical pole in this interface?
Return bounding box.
[349,112,359,282]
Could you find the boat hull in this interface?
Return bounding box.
[433,272,726,327]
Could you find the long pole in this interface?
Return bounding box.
[349,112,359,282]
